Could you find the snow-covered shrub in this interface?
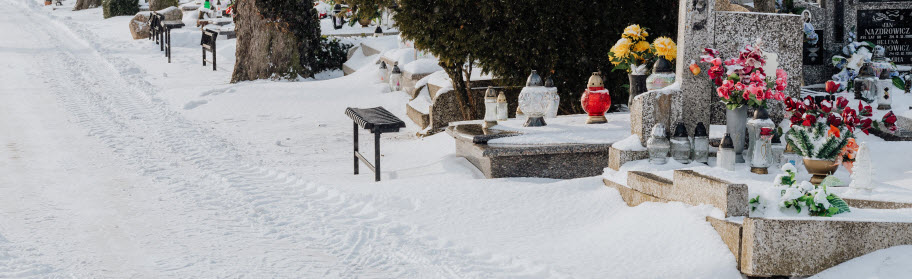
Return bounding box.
[314,37,353,73]
[102,0,139,19]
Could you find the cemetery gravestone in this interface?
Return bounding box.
[856,8,912,64]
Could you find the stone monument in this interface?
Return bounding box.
[630,0,803,146]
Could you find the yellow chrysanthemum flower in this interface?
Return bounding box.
[623,24,647,40]
[633,41,651,53]
[653,36,677,61]
[610,38,633,59]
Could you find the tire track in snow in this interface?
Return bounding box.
[12,1,563,278]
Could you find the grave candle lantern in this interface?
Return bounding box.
[905,75,912,94]
[496,91,508,121]
[483,86,498,129]
[854,62,878,103]
[877,87,892,110]
[332,4,345,30]
[671,123,692,164]
[374,26,383,37]
[871,46,895,79]
[389,63,402,91]
[646,56,676,91]
[693,122,709,164]
[647,123,670,165]
[771,130,785,167]
[750,128,774,174]
[746,107,775,164]
[378,61,387,83]
[518,70,549,127]
[544,77,559,119]
[580,72,611,124]
[717,133,736,171]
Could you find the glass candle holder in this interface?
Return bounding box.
[647,123,670,165]
[717,133,736,171]
[693,122,709,164]
[671,122,692,164]
[483,86,498,128]
[496,92,508,121]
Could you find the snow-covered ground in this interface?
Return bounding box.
[0,0,905,278]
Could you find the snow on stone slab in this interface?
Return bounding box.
[381,47,416,67]
[402,58,442,75]
[810,245,912,279]
[612,134,646,151]
[407,86,431,114]
[475,113,631,145]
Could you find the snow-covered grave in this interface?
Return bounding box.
[447,114,632,179]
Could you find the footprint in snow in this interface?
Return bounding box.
[183,100,208,110]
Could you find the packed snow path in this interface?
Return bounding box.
[0,1,554,277]
[0,0,747,278]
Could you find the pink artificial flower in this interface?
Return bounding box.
[750,71,766,83]
[746,84,765,100]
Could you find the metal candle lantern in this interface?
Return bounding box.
[693,122,709,164]
[647,123,670,165]
[517,70,550,127]
[671,123,692,164]
[496,91,508,121]
[877,87,892,110]
[646,56,676,91]
[746,107,775,164]
[332,4,345,30]
[389,63,402,91]
[871,46,895,79]
[580,72,611,124]
[378,61,388,82]
[717,133,736,171]
[483,86,498,129]
[750,128,774,174]
[854,62,878,103]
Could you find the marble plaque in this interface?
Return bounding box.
[857,9,912,64]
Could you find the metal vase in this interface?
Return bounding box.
[628,74,648,108]
[726,106,748,163]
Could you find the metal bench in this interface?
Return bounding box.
[345,107,406,182]
[201,29,217,71]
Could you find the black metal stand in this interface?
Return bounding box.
[202,29,217,71]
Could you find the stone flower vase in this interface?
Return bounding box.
[726,106,748,163]
[803,158,840,185]
[628,74,648,107]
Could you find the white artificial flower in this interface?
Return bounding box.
[779,188,804,208]
[773,174,788,187]
[781,163,797,174]
[812,188,832,209]
[799,181,816,192]
[846,48,872,70]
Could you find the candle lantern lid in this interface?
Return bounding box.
[858,62,876,77]
[721,133,734,149]
[653,56,674,74]
[544,77,554,88]
[587,72,604,88]
[526,70,543,87]
[379,61,387,69]
[873,46,887,62]
[694,122,708,137]
[651,123,666,138]
[485,86,497,99]
[672,122,688,138]
[753,107,770,120]
[391,63,401,74]
[497,91,506,103]
[374,26,383,34]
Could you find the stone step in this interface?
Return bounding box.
[406,103,429,130]
[403,71,433,100]
[428,83,445,100]
[627,171,674,199]
[608,146,648,171]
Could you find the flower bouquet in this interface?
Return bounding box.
[701,43,788,110]
[609,24,655,75]
[783,94,897,183]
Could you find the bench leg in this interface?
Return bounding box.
[353,122,359,175]
[212,44,217,71]
[202,48,206,66]
[374,131,381,182]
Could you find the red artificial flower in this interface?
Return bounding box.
[701,48,720,63]
[820,99,832,113]
[827,113,843,127]
[760,127,773,136]
[835,97,849,110]
[825,80,840,94]
[858,101,873,117]
[884,111,898,131]
[802,114,817,127]
[803,96,817,111]
[784,97,798,111]
[746,84,765,100]
[859,118,873,135]
[790,113,803,126]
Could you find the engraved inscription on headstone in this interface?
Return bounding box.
[857,9,912,64]
[803,30,824,65]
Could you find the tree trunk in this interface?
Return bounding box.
[442,63,477,121]
[231,0,320,83]
[73,0,101,10]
